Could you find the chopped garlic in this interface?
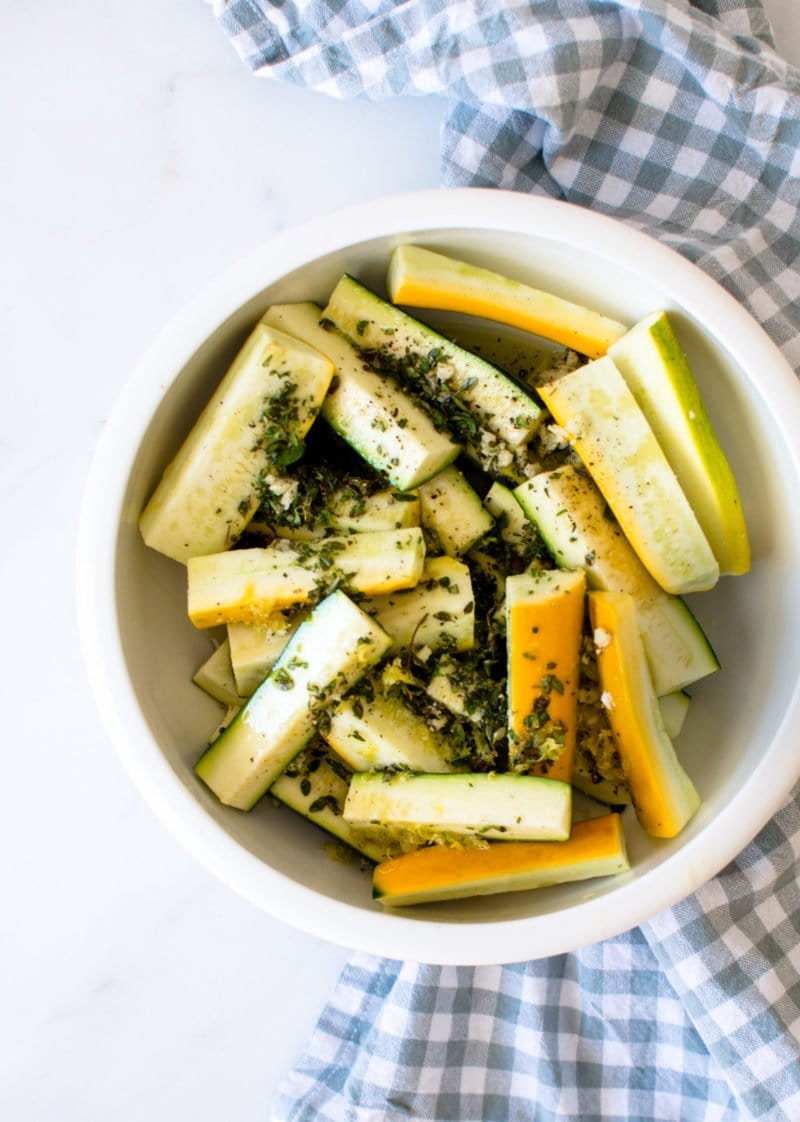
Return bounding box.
[549,423,571,447]
[594,627,611,652]
[261,471,299,509]
[380,658,418,690]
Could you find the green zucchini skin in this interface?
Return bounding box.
[515,466,719,696]
[194,591,391,810]
[417,466,495,557]
[270,745,395,864]
[262,303,461,490]
[323,273,543,448]
[344,772,572,842]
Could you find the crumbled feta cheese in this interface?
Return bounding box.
[521,458,540,479]
[600,690,615,711]
[477,430,513,469]
[594,627,611,652]
[536,423,569,456]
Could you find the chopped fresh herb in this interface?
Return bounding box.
[358,339,480,446]
[250,380,309,470]
[327,757,351,781]
[255,446,383,535]
[272,668,295,691]
[309,794,340,815]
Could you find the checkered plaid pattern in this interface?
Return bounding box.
[208,2,800,1118]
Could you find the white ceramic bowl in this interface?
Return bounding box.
[78,189,800,965]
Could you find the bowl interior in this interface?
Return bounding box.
[114,222,800,939]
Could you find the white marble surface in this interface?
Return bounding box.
[2,2,797,1119]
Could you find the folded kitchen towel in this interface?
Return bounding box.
[208,2,800,1118]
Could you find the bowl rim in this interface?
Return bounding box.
[77,187,800,965]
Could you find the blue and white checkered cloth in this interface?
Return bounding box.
[208,2,800,1118]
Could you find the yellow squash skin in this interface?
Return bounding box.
[538,357,719,596]
[514,465,719,696]
[609,311,750,576]
[506,569,586,782]
[373,814,629,906]
[186,528,426,628]
[588,591,700,838]
[387,244,628,359]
